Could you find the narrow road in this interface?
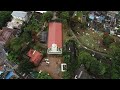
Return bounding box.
[69,27,108,57]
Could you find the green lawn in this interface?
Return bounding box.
[78,30,108,53]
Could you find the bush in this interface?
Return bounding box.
[36,72,52,79]
[0,11,12,29]
[78,51,106,77]
[18,58,35,74]
[7,51,20,64]
[63,71,71,79]
[102,34,114,48]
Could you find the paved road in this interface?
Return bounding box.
[69,27,108,57]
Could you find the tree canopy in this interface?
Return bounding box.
[0,11,12,29]
[102,34,114,48]
[78,51,106,76]
[41,11,53,22]
[37,72,52,79]
[18,58,35,74]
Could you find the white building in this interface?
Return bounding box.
[11,11,28,21]
[35,11,47,13]
[7,11,29,29]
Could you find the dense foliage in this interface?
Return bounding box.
[78,51,106,77]
[62,40,79,79]
[31,71,52,79]
[108,42,120,79]
[18,58,35,74]
[102,34,114,48]
[0,11,12,29]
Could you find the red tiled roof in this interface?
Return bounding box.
[27,49,43,66]
[48,22,62,48]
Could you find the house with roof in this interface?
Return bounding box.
[47,22,62,54]
[107,11,118,18]
[0,65,5,76]
[7,11,30,29]
[11,11,29,21]
[35,11,47,13]
[0,27,17,45]
[27,49,43,66]
[5,71,19,79]
[39,31,48,43]
[89,13,95,20]
[0,64,19,79]
[0,44,7,65]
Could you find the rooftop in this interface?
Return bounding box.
[27,49,43,66]
[11,11,27,18]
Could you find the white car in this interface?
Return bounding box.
[117,35,120,37]
[61,63,67,72]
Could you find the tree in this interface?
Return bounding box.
[10,38,22,52]
[20,31,32,42]
[102,34,114,48]
[18,58,35,74]
[80,22,87,30]
[24,19,40,33]
[78,51,92,65]
[37,72,52,79]
[42,11,53,22]
[7,51,20,64]
[0,11,12,29]
[89,60,106,76]
[63,71,71,79]
[59,11,69,20]
[59,11,69,25]
[108,42,120,78]
[78,51,106,77]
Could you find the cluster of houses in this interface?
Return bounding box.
[88,11,120,36]
[0,11,33,79]
[0,44,19,79]
[0,11,32,46]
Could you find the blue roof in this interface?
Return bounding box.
[5,71,14,79]
[89,14,94,20]
[11,11,27,18]
[99,16,105,21]
[0,71,3,75]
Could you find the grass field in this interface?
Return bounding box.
[77,30,108,53]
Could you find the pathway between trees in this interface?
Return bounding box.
[69,27,108,57]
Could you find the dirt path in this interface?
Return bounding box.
[36,55,63,79]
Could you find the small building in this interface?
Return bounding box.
[5,71,14,79]
[0,27,17,45]
[89,13,95,20]
[107,11,118,18]
[47,22,62,54]
[11,11,28,22]
[7,11,29,29]
[27,49,43,66]
[0,44,7,65]
[5,71,19,79]
[35,11,47,13]
[40,31,48,43]
[0,66,5,75]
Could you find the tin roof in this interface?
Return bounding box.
[48,22,62,48]
[11,11,27,18]
[27,49,43,66]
